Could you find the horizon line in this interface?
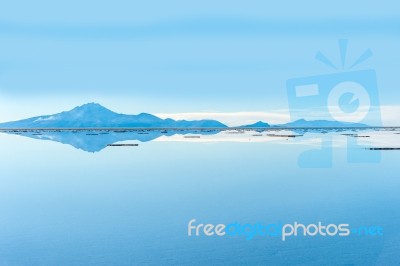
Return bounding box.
[0,126,398,131]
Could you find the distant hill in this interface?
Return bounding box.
[278,119,368,128]
[239,121,270,128]
[0,103,228,128]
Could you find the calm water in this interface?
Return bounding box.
[0,129,399,265]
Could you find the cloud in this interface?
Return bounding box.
[381,106,400,126]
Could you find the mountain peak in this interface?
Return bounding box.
[82,102,102,107]
[74,102,109,110]
[68,102,116,115]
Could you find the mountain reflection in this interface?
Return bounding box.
[1,129,221,152]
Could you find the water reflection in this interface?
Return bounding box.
[0,128,399,155]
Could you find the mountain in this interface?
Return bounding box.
[0,103,227,128]
[239,121,270,128]
[0,103,370,129]
[278,119,368,128]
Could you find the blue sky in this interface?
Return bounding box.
[0,1,399,125]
